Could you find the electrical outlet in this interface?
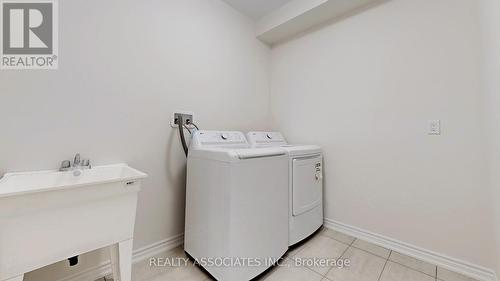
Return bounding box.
[170,111,194,128]
[428,120,441,135]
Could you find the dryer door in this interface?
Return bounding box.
[292,155,323,216]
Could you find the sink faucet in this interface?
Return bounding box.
[74,153,81,167]
[60,153,91,171]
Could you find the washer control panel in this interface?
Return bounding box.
[192,130,249,148]
[247,132,287,147]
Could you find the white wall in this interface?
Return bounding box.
[3,0,499,279]
[478,0,500,274]
[270,0,497,268]
[0,0,270,280]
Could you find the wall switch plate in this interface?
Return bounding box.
[170,111,195,128]
[428,120,441,135]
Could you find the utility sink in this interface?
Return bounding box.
[0,164,147,198]
[0,164,147,281]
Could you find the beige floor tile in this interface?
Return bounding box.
[294,235,350,275]
[320,228,356,245]
[380,261,436,281]
[264,259,323,281]
[325,247,386,281]
[251,257,292,281]
[254,265,280,280]
[351,239,391,259]
[287,231,329,258]
[389,252,436,277]
[287,238,314,258]
[437,267,479,281]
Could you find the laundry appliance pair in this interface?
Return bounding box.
[184,130,323,281]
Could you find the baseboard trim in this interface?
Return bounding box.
[57,233,184,281]
[324,218,498,281]
[132,233,184,263]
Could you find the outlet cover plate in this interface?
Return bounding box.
[428,120,441,135]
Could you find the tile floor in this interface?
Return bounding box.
[97,228,479,281]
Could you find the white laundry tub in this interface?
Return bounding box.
[0,164,147,281]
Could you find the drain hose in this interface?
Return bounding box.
[178,115,188,156]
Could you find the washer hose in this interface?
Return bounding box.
[178,115,189,156]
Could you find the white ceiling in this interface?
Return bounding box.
[222,0,292,20]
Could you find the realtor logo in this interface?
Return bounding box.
[1,0,58,69]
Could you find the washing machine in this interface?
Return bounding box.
[247,132,323,246]
[185,130,289,281]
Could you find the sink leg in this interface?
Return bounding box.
[110,239,133,281]
[5,275,24,281]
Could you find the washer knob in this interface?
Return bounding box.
[266,133,273,139]
[221,133,228,140]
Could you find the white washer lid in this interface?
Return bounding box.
[246,132,321,156]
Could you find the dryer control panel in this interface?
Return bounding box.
[191,130,249,149]
[247,131,287,147]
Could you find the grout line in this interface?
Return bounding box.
[323,240,354,278]
[340,244,352,259]
[322,275,333,281]
[435,266,438,281]
[388,250,439,278]
[377,250,391,281]
[351,238,359,247]
[387,258,438,279]
[304,266,327,279]
[350,244,391,260]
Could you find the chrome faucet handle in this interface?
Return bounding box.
[81,159,91,167]
[60,160,71,171]
[74,153,81,166]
